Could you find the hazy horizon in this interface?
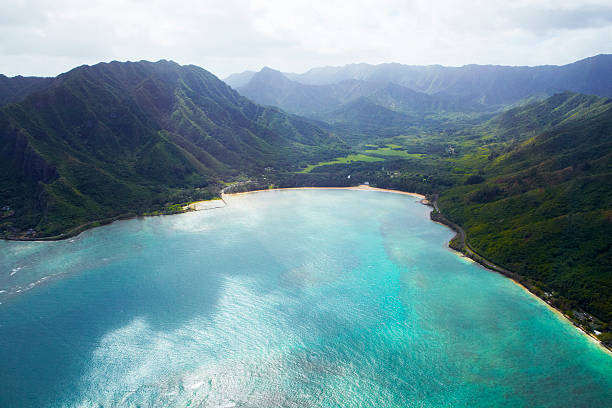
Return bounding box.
[1,0,612,79]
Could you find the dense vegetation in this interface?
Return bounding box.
[0,60,346,237]
[437,93,612,335]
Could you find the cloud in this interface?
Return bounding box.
[0,0,610,78]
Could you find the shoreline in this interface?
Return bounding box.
[442,234,611,355]
[429,204,612,355]
[183,197,226,211]
[2,213,139,242]
[3,186,423,242]
[222,185,426,199]
[3,185,609,354]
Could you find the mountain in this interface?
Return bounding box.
[283,62,377,85]
[2,59,611,344]
[318,98,421,140]
[231,54,612,109]
[0,74,53,106]
[237,67,343,116]
[228,55,612,142]
[236,67,462,116]
[438,92,612,329]
[224,70,256,89]
[0,60,342,238]
[485,91,612,141]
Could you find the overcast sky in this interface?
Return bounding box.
[1,0,612,79]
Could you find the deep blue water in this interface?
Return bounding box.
[0,190,610,407]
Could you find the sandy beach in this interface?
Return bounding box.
[183,198,226,211]
[222,185,426,199]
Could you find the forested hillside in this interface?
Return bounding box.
[0,60,344,238]
[437,93,612,334]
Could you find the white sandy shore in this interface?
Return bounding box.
[223,185,426,199]
[183,198,226,211]
[185,186,424,213]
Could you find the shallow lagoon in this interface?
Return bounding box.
[1,190,610,407]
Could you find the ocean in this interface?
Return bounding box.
[1,189,610,407]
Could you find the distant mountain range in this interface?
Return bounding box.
[227,55,612,133]
[0,60,342,237]
[235,67,465,116]
[227,55,612,99]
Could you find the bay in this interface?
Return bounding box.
[0,190,610,407]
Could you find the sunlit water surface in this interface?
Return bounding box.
[0,190,610,407]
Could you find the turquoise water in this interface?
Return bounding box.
[0,190,610,407]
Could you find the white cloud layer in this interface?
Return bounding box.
[1,0,611,78]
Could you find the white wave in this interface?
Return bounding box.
[10,266,23,276]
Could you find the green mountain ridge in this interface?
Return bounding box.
[318,97,421,140]
[0,74,53,107]
[231,56,612,140]
[0,60,343,237]
[438,92,612,328]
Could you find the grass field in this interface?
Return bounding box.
[299,144,426,173]
[364,145,426,158]
[299,154,384,173]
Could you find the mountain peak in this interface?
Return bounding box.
[241,66,291,88]
[257,66,288,79]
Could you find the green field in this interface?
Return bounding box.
[364,144,426,158]
[299,145,425,173]
[299,154,384,173]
